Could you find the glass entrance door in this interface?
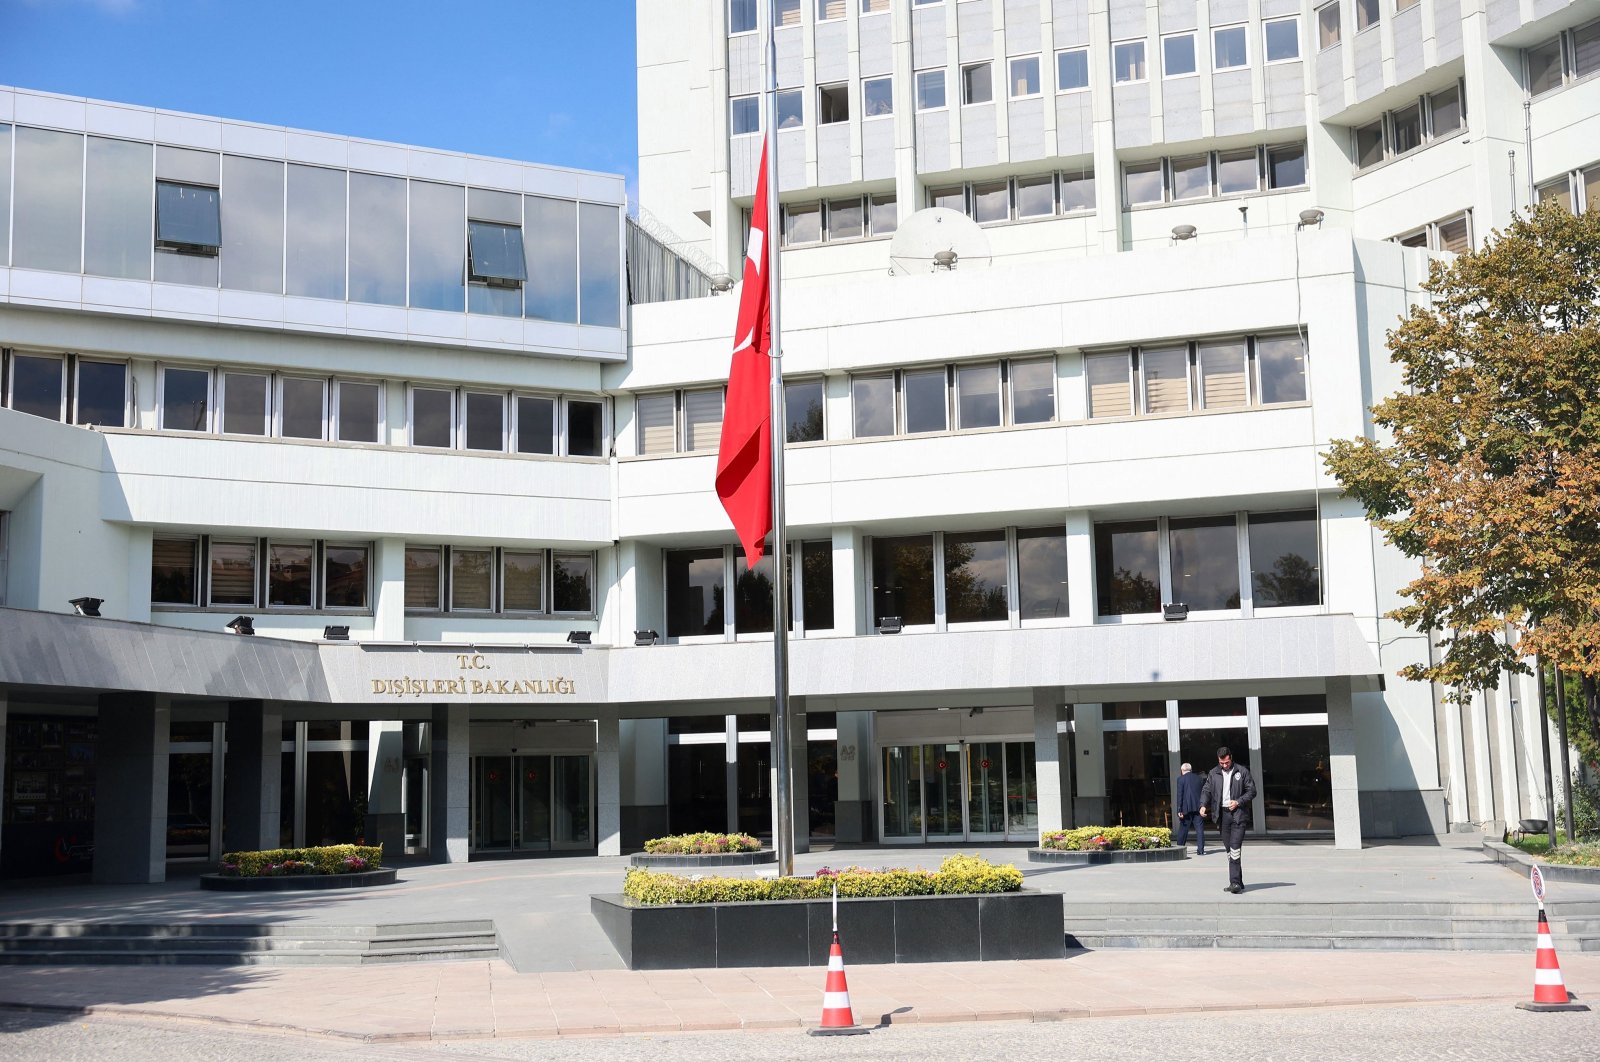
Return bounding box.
[880,739,1037,842]
[473,753,593,852]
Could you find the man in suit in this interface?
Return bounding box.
[1199,746,1256,894]
[1173,762,1206,855]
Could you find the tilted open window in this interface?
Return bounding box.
[155,181,221,256]
[466,220,528,288]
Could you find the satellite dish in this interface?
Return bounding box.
[888,207,992,276]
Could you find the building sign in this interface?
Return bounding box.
[367,654,577,699]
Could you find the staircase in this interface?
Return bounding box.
[0,920,499,965]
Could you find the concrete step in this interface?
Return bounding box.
[0,921,499,966]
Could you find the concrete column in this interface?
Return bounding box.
[365,721,405,856]
[429,704,470,863]
[725,715,740,833]
[831,526,862,635]
[1327,677,1363,850]
[596,711,621,856]
[1033,687,1065,839]
[371,537,406,641]
[833,711,872,842]
[93,693,170,884]
[789,697,809,854]
[1065,512,1095,622]
[1072,703,1107,825]
[223,700,282,854]
[621,717,669,849]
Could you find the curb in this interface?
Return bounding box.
[1482,840,1600,885]
[1028,846,1185,865]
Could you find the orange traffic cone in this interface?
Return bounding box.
[1516,906,1589,1012]
[807,931,870,1036]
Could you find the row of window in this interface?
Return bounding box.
[729,0,889,33]
[1527,18,1600,98]
[731,80,891,135]
[1315,0,1419,52]
[152,537,373,611]
[1111,18,1300,87]
[1123,144,1306,208]
[780,194,898,246]
[851,357,1055,438]
[928,170,1095,223]
[404,546,596,616]
[666,541,835,639]
[1084,335,1307,420]
[1393,211,1471,255]
[0,351,130,428]
[1352,83,1464,171]
[1537,163,1600,215]
[0,125,623,326]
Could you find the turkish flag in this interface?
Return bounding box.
[715,141,774,568]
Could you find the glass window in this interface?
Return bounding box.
[14,127,84,273]
[409,180,465,312]
[1398,229,1430,249]
[1085,352,1133,418]
[863,78,893,117]
[1249,511,1320,607]
[862,0,890,11]
[929,185,965,212]
[729,0,756,33]
[777,89,804,129]
[286,164,346,300]
[1010,55,1041,97]
[1216,149,1259,195]
[1095,521,1160,615]
[971,180,1009,223]
[9,354,65,421]
[464,391,506,451]
[1355,0,1379,31]
[1163,34,1196,77]
[1538,178,1573,212]
[1010,357,1055,424]
[151,538,198,606]
[636,393,677,454]
[1256,335,1308,403]
[872,535,935,627]
[1059,168,1095,212]
[870,194,898,234]
[1317,3,1341,50]
[552,552,594,612]
[1198,339,1249,409]
[945,530,1009,623]
[1268,144,1307,188]
[963,63,994,105]
[209,541,257,607]
[1017,526,1068,619]
[268,543,314,607]
[75,360,127,427]
[0,124,10,265]
[467,219,528,287]
[410,387,455,448]
[85,136,153,280]
[734,549,776,635]
[1264,17,1299,62]
[1168,516,1241,611]
[566,399,605,457]
[916,69,947,110]
[818,0,846,19]
[903,367,947,434]
[684,388,724,452]
[347,172,407,306]
[451,548,494,611]
[1214,25,1248,69]
[785,379,826,442]
[502,551,544,612]
[731,95,760,135]
[1015,174,1054,218]
[1141,346,1190,414]
[279,377,326,440]
[1430,85,1463,138]
[516,395,557,454]
[1437,214,1471,254]
[404,547,442,610]
[335,381,381,443]
[1057,48,1089,91]
[1391,103,1422,155]
[162,367,211,432]
[221,371,267,436]
[852,373,895,437]
[1113,41,1146,83]
[220,155,284,293]
[525,196,579,323]
[1575,20,1600,78]
[784,202,822,244]
[828,197,864,240]
[1124,160,1163,206]
[1584,165,1600,212]
[802,539,834,630]
[1262,723,1333,830]
[818,83,850,124]
[1169,155,1211,200]
[776,0,800,25]
[155,180,221,258]
[956,363,1001,429]
[1527,38,1564,97]
[579,203,622,328]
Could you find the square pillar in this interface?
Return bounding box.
[429,704,470,863]
[223,700,282,854]
[1033,687,1065,838]
[1327,678,1363,850]
[789,697,809,854]
[365,721,405,857]
[1071,703,1108,826]
[93,693,170,884]
[597,711,621,855]
[832,711,872,842]
[371,537,406,641]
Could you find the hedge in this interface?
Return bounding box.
[642,832,763,854]
[623,854,1022,904]
[1040,826,1171,851]
[219,844,383,877]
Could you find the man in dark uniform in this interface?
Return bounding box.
[1199,746,1256,894]
[1173,762,1206,855]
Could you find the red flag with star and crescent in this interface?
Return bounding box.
[715,141,774,568]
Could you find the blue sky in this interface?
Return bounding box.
[0,0,641,202]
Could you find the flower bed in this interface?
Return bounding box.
[623,854,1021,905]
[641,832,762,855]
[218,844,383,877]
[1040,826,1171,851]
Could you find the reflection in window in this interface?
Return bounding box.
[151,538,199,606]
[579,203,622,328]
[14,127,85,274]
[0,124,10,266]
[777,89,804,128]
[517,395,557,454]
[1095,521,1160,615]
[1086,353,1133,418]
[221,155,284,293]
[1249,511,1320,607]
[336,381,381,443]
[503,550,544,612]
[553,552,594,613]
[75,361,127,427]
[1257,335,1308,403]
[916,69,946,110]
[162,367,211,432]
[852,374,895,438]
[1168,516,1241,611]
[735,549,776,635]
[156,180,221,254]
[348,172,407,306]
[944,530,1009,623]
[269,543,315,607]
[411,387,454,448]
[1113,41,1146,83]
[1011,358,1056,423]
[409,181,465,311]
[280,377,326,440]
[467,218,528,312]
[85,136,153,280]
[1124,161,1163,206]
[451,549,494,611]
[802,540,834,630]
[222,372,269,436]
[957,363,1001,429]
[1057,48,1089,91]
[786,380,825,442]
[863,78,893,117]
[1163,34,1196,78]
[1214,25,1248,69]
[872,535,935,627]
[286,164,347,300]
[324,546,368,608]
[1017,527,1068,619]
[9,354,65,421]
[903,368,947,434]
[209,541,257,606]
[1264,17,1300,62]
[667,549,726,637]
[464,392,506,451]
[525,196,579,323]
[404,547,442,610]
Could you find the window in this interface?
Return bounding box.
[323,545,369,609]
[405,547,442,610]
[1010,55,1041,97]
[1113,41,1146,83]
[279,377,327,440]
[1437,214,1471,254]
[220,155,284,294]
[829,197,863,239]
[1163,34,1196,78]
[1264,17,1300,63]
[1168,516,1241,611]
[503,551,544,612]
[1216,149,1259,195]
[666,548,726,637]
[1198,339,1249,410]
[7,353,66,421]
[286,163,346,300]
[467,220,528,288]
[1123,160,1163,206]
[221,372,269,436]
[818,83,850,124]
[268,543,315,607]
[1214,25,1248,69]
[1527,38,1564,97]
[1095,521,1159,616]
[410,387,455,448]
[12,127,84,275]
[956,363,1001,429]
[566,399,605,458]
[776,0,800,26]
[1268,144,1306,188]
[785,378,826,442]
[1017,526,1068,619]
[1353,88,1464,171]
[863,77,893,117]
[903,367,947,434]
[801,540,834,630]
[637,393,676,455]
[151,538,199,606]
[161,367,212,432]
[1391,211,1473,253]
[1256,335,1308,404]
[553,552,595,613]
[409,181,464,312]
[451,548,494,611]
[684,389,724,452]
[731,95,760,135]
[464,391,506,451]
[1355,0,1380,32]
[783,202,822,245]
[1141,346,1190,415]
[856,358,1054,436]
[916,69,947,110]
[962,62,994,105]
[209,541,257,607]
[862,0,890,12]
[944,530,1009,623]
[930,185,965,212]
[1085,352,1133,418]
[972,180,1009,223]
[1390,102,1422,155]
[85,136,153,281]
[817,0,846,20]
[777,194,894,245]
[1016,174,1055,218]
[1539,177,1573,213]
[852,373,895,437]
[1010,357,1056,423]
[1169,155,1211,201]
[777,89,804,129]
[406,545,586,615]
[74,360,127,427]
[872,535,935,628]
[155,180,221,256]
[1059,168,1095,212]
[335,381,382,443]
[515,394,556,454]
[729,0,756,33]
[1430,85,1462,138]
[1576,20,1600,79]
[1396,0,1419,8]
[1249,511,1320,607]
[1089,334,1307,419]
[1355,121,1385,168]
[1057,48,1089,91]
[348,172,406,307]
[1317,3,1341,50]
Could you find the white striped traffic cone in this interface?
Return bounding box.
[807,931,870,1036]
[1516,906,1589,1012]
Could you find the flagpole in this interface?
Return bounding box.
[763,0,795,879]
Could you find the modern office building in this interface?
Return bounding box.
[2,0,1597,884]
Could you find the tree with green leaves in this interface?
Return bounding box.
[1324,203,1600,760]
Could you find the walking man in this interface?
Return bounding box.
[1198,746,1256,894]
[1173,763,1206,855]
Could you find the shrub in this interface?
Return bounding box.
[622,854,1023,904]
[219,844,383,877]
[1544,841,1600,868]
[1039,826,1172,851]
[641,832,763,854]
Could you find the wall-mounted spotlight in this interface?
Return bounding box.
[932,249,958,271]
[876,616,904,635]
[1162,603,1189,622]
[1171,224,1197,242]
[323,625,350,640]
[226,615,256,635]
[68,597,103,617]
[710,272,735,293]
[566,630,592,645]
[1298,208,1325,228]
[634,629,659,646]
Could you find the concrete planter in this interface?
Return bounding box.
[628,850,776,868]
[590,889,1064,970]
[1028,846,1186,865]
[1483,840,1600,885]
[199,867,398,891]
